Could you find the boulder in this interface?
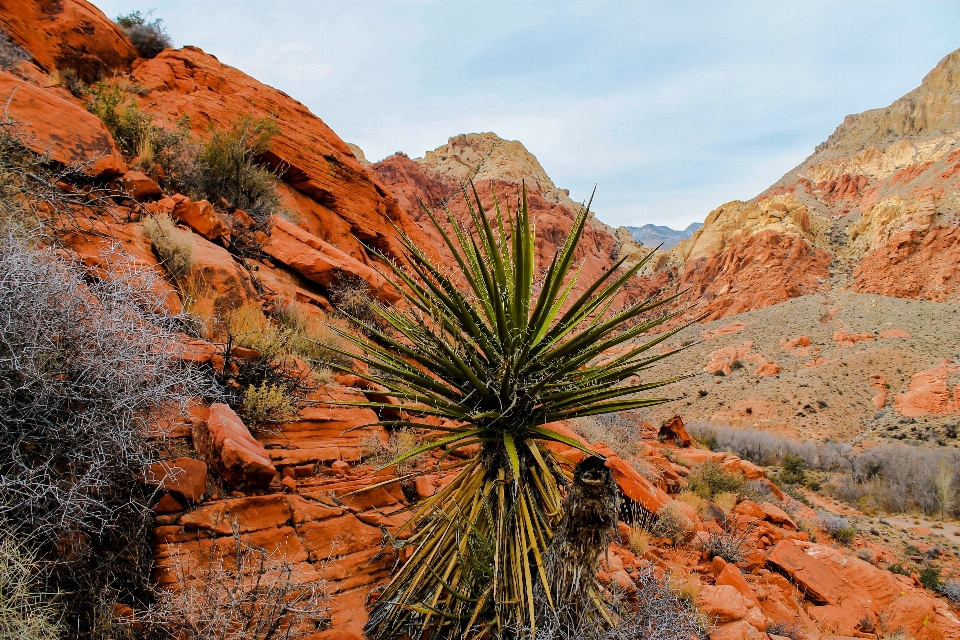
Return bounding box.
[263,215,399,303]
[766,540,845,605]
[658,414,693,447]
[708,621,764,640]
[191,403,277,488]
[143,457,207,503]
[173,198,231,242]
[695,584,750,623]
[0,71,126,177]
[117,170,163,200]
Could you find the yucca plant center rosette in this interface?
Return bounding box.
[328,185,689,639]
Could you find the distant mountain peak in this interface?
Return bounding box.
[624,222,703,249]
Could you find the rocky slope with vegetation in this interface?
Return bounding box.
[2,1,960,639]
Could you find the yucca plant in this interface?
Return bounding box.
[332,185,690,639]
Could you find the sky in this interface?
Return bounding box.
[92,1,960,230]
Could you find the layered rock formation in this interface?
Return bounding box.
[7,1,960,637]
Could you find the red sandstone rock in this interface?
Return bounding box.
[704,342,754,376]
[696,584,750,622]
[0,71,126,177]
[766,540,845,605]
[128,46,433,264]
[191,403,277,488]
[879,328,910,338]
[173,199,231,242]
[143,457,207,503]
[779,335,811,355]
[702,322,750,340]
[894,359,960,417]
[0,0,137,80]
[855,226,960,301]
[833,330,875,346]
[658,415,693,447]
[263,215,399,303]
[117,170,163,200]
[679,230,832,323]
[871,374,888,408]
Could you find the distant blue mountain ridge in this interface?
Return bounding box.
[624,222,703,250]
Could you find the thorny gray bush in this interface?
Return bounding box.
[0,233,211,635]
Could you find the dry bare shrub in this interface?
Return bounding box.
[274,298,352,368]
[145,528,330,639]
[142,213,194,284]
[817,510,856,544]
[651,503,692,543]
[0,529,63,639]
[701,521,755,564]
[0,30,27,71]
[360,429,424,474]
[0,233,211,636]
[526,571,709,640]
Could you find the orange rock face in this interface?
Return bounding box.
[854,226,960,301]
[894,359,960,417]
[128,47,431,263]
[0,71,126,177]
[262,216,399,303]
[704,342,753,376]
[679,230,832,323]
[0,0,137,79]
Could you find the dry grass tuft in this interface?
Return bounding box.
[142,214,194,284]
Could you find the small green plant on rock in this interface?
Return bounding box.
[687,461,745,500]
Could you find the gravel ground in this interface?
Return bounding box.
[633,291,960,445]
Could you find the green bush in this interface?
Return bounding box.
[686,461,745,500]
[177,117,282,225]
[778,453,807,485]
[919,565,943,592]
[115,10,172,59]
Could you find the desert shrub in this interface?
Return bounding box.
[115,11,172,59]
[817,510,856,545]
[941,579,960,602]
[242,381,296,425]
[0,30,27,71]
[145,527,330,639]
[142,213,194,283]
[571,412,642,459]
[86,82,192,173]
[689,423,960,517]
[701,521,755,564]
[765,621,804,640]
[0,234,210,636]
[360,429,424,475]
[628,528,650,556]
[527,571,709,639]
[0,530,63,639]
[686,461,745,500]
[918,565,942,592]
[778,454,807,485]
[325,273,388,334]
[651,503,692,543]
[713,491,738,515]
[274,298,353,368]
[175,117,281,226]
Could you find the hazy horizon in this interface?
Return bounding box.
[92,1,960,230]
